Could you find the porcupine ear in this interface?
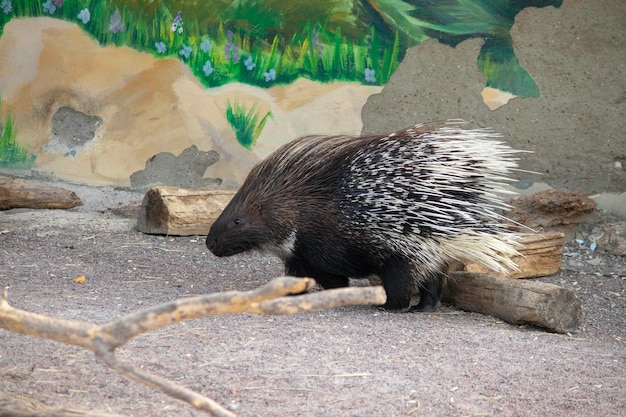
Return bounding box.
[252,201,262,215]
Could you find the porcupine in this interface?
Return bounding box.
[206,121,521,312]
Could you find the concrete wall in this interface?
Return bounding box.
[362,0,625,197]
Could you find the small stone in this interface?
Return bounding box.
[596,221,626,255]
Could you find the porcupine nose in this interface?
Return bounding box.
[206,235,217,252]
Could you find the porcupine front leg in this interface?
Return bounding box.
[377,256,414,312]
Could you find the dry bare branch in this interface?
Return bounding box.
[0,277,387,417]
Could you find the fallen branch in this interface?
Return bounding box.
[0,277,386,417]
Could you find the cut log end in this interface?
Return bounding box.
[541,285,584,333]
[136,188,170,234]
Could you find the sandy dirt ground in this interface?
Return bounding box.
[0,183,624,417]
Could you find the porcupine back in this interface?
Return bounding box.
[338,121,521,277]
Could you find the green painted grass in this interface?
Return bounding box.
[0,98,35,170]
[0,1,395,88]
[226,100,272,149]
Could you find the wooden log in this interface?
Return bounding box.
[463,232,564,278]
[136,186,236,236]
[444,272,582,333]
[0,176,82,210]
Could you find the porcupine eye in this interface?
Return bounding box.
[234,218,242,225]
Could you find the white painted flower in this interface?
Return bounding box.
[263,68,276,82]
[1,0,12,15]
[203,61,214,76]
[42,0,56,15]
[244,56,256,71]
[109,9,126,33]
[179,44,192,60]
[77,8,90,24]
[200,38,212,53]
[155,42,167,54]
[171,10,183,34]
[364,68,376,83]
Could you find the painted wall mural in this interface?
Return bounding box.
[0,0,561,188]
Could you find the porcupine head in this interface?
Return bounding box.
[205,170,294,259]
[205,138,317,260]
[206,122,523,312]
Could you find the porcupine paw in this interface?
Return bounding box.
[409,298,441,312]
[409,280,444,312]
[380,300,411,313]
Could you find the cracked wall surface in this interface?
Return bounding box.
[362,0,625,195]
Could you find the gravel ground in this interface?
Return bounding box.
[0,184,624,417]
